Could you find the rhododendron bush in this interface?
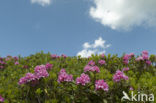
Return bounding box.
[0,51,156,103]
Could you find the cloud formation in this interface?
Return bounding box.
[31,0,51,6]
[77,37,111,57]
[90,0,156,30]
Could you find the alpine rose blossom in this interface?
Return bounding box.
[100,53,105,58]
[113,70,129,82]
[146,60,151,65]
[15,61,19,65]
[123,54,130,64]
[45,63,53,70]
[57,69,73,83]
[84,65,100,73]
[0,95,4,102]
[76,73,90,86]
[88,60,95,66]
[34,65,46,73]
[98,60,106,65]
[130,86,134,91]
[51,54,59,59]
[136,51,151,64]
[35,69,49,79]
[18,73,37,85]
[136,56,144,61]
[95,80,109,91]
[129,53,135,57]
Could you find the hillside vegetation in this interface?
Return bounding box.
[0,51,156,103]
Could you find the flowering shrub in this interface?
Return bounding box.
[0,51,155,103]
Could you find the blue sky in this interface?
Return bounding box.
[0,0,156,57]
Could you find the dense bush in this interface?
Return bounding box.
[0,51,156,103]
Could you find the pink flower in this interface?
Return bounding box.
[15,61,19,65]
[35,69,49,79]
[61,54,67,58]
[95,80,109,91]
[123,54,130,64]
[100,53,105,58]
[142,54,149,60]
[88,60,95,66]
[141,50,149,60]
[0,95,4,102]
[51,54,58,59]
[129,53,135,57]
[34,65,49,79]
[146,60,151,65]
[0,61,6,65]
[98,60,106,65]
[34,65,46,73]
[76,73,90,86]
[113,70,129,82]
[57,69,73,83]
[136,56,144,61]
[130,87,134,91]
[45,63,53,70]
[142,50,148,56]
[122,67,129,72]
[84,65,100,73]
[18,73,37,85]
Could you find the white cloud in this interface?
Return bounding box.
[90,0,156,30]
[77,37,111,57]
[31,0,51,6]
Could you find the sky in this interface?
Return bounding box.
[0,0,156,57]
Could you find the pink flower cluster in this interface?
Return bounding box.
[95,80,109,91]
[19,64,52,85]
[84,60,100,73]
[0,95,4,102]
[34,65,49,80]
[15,61,19,65]
[51,54,59,59]
[0,61,6,65]
[113,70,129,82]
[57,69,73,83]
[45,63,53,70]
[76,73,90,86]
[136,51,151,65]
[123,53,134,64]
[88,60,95,66]
[84,65,100,73]
[98,60,106,65]
[18,73,37,85]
